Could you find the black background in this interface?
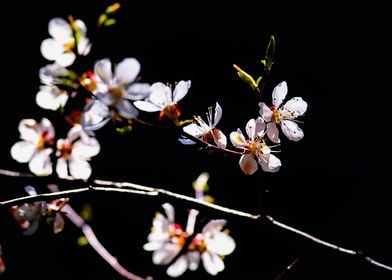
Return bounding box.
[1,1,391,279]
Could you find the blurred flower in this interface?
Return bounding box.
[181,102,227,148]
[82,58,150,131]
[10,118,55,176]
[9,186,68,235]
[40,17,91,67]
[230,117,281,174]
[258,81,307,143]
[56,125,100,180]
[167,219,235,277]
[134,80,191,125]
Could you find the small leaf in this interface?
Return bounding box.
[233,64,260,92]
[80,203,93,222]
[256,76,263,86]
[77,236,89,246]
[262,35,276,71]
[116,125,133,135]
[104,18,117,27]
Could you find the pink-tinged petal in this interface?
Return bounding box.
[266,122,280,143]
[152,243,181,265]
[94,58,113,84]
[173,80,191,103]
[66,125,82,143]
[72,137,100,159]
[40,118,55,140]
[212,129,227,148]
[48,18,72,43]
[162,203,175,223]
[149,82,172,107]
[186,209,199,235]
[281,120,304,141]
[229,129,247,148]
[56,52,76,67]
[40,39,63,61]
[202,220,227,233]
[255,117,266,137]
[183,123,204,138]
[133,100,162,112]
[188,251,201,271]
[272,81,288,108]
[167,254,188,277]
[10,141,36,163]
[201,251,225,275]
[53,213,65,234]
[239,154,258,175]
[69,159,92,180]
[56,157,69,179]
[206,231,236,255]
[36,86,68,110]
[124,83,151,100]
[212,102,223,127]
[246,118,256,140]
[18,119,40,143]
[258,154,281,173]
[29,150,53,176]
[117,99,139,119]
[115,58,140,85]
[258,102,273,122]
[282,97,308,118]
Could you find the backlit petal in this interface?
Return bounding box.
[167,255,188,277]
[69,159,92,180]
[48,18,72,43]
[40,39,63,61]
[239,154,258,175]
[201,252,224,275]
[173,80,191,102]
[281,120,304,141]
[266,122,280,143]
[29,150,53,176]
[10,141,36,163]
[272,81,288,108]
[229,129,247,148]
[115,58,140,85]
[94,58,113,84]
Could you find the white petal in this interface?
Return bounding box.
[229,129,247,148]
[77,37,91,55]
[282,97,308,118]
[185,209,199,235]
[266,122,280,143]
[133,100,161,112]
[152,243,181,265]
[143,241,163,251]
[272,81,288,108]
[82,100,110,128]
[212,129,227,148]
[173,80,191,103]
[94,58,113,84]
[149,82,172,107]
[188,251,201,271]
[39,63,69,85]
[183,123,204,138]
[212,102,223,127]
[167,255,188,277]
[69,159,92,180]
[18,119,40,143]
[29,150,53,176]
[75,19,87,35]
[36,86,68,110]
[201,252,225,275]
[40,118,55,140]
[56,157,69,179]
[40,39,63,61]
[48,18,72,43]
[178,137,196,145]
[202,219,227,233]
[66,125,82,143]
[246,118,256,140]
[258,102,273,122]
[117,99,139,119]
[239,154,258,175]
[115,58,140,85]
[24,185,37,196]
[162,203,175,223]
[281,120,304,141]
[124,83,151,100]
[206,232,236,255]
[56,52,76,67]
[259,154,281,173]
[10,141,36,163]
[72,138,100,159]
[255,117,266,137]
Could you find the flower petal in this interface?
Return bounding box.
[281,120,304,141]
[167,254,188,278]
[212,102,223,127]
[188,251,201,271]
[282,97,308,118]
[48,18,72,43]
[259,154,281,173]
[152,243,181,265]
[230,129,247,148]
[202,219,227,232]
[10,141,36,163]
[40,39,63,61]
[115,58,140,85]
[246,118,256,140]
[173,80,191,103]
[72,137,100,159]
[69,159,92,180]
[201,251,225,275]
[40,118,55,140]
[94,58,113,84]
[36,86,68,110]
[212,129,227,148]
[272,81,288,108]
[82,100,110,129]
[186,209,199,235]
[56,157,69,179]
[266,122,280,143]
[117,99,139,119]
[18,119,40,143]
[183,123,204,138]
[258,102,273,122]
[29,150,53,176]
[149,82,172,107]
[239,154,258,175]
[23,220,40,236]
[206,231,236,255]
[56,52,76,67]
[133,100,161,112]
[124,83,151,100]
[39,63,69,85]
[162,203,175,223]
[53,213,65,234]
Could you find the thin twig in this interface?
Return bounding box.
[0,168,33,177]
[274,257,300,280]
[1,168,392,272]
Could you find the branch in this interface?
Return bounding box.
[1,168,392,273]
[274,257,300,280]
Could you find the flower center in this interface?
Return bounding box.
[188,233,207,253]
[57,142,73,159]
[37,131,54,150]
[271,108,282,124]
[108,87,123,101]
[169,223,188,247]
[248,140,262,155]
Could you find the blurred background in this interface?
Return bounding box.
[1,1,391,279]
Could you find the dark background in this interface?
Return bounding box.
[1,1,391,279]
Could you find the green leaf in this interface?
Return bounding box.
[104,18,117,27]
[116,125,133,135]
[233,64,260,92]
[262,35,276,71]
[77,236,89,246]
